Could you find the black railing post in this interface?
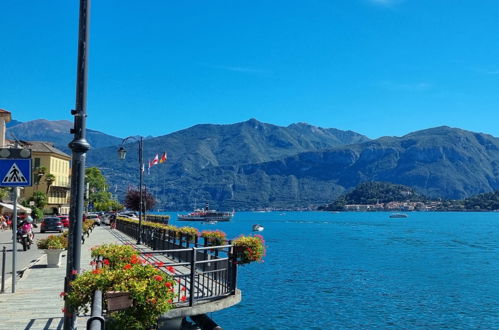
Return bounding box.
[1,246,6,293]
[189,247,197,306]
[229,242,237,295]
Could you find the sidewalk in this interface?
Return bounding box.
[0,226,128,330]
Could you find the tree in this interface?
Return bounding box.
[34,166,47,188]
[0,188,9,201]
[45,173,56,194]
[85,167,107,192]
[22,191,48,220]
[84,167,123,212]
[124,189,156,213]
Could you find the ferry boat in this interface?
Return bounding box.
[177,204,234,222]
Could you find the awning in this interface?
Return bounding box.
[0,202,32,214]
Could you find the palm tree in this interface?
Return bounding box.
[45,174,56,194]
[34,166,47,190]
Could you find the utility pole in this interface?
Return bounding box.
[64,0,91,328]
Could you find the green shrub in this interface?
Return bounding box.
[37,234,67,250]
[67,247,176,330]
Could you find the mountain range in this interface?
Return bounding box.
[8,119,122,152]
[9,118,499,210]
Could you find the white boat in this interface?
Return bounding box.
[252,224,264,231]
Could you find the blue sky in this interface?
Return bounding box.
[1,0,499,139]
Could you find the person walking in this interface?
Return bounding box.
[0,215,7,231]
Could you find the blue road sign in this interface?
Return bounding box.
[0,159,32,187]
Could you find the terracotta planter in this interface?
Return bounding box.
[105,291,133,312]
[44,249,64,268]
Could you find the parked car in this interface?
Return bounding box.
[58,215,69,228]
[84,214,101,226]
[40,217,64,233]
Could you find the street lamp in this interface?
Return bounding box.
[118,136,144,244]
[64,0,91,328]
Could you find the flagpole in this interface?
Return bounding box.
[138,137,143,245]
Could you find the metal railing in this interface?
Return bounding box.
[87,290,105,330]
[116,219,238,307]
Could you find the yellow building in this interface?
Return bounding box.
[20,141,71,215]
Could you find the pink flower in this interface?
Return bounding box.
[102,259,110,265]
[71,269,78,275]
[123,264,132,270]
[154,275,163,281]
[181,296,187,302]
[59,291,66,298]
[167,266,175,274]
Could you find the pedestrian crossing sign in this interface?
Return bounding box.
[0,159,32,187]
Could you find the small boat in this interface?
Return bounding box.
[252,224,264,232]
[389,213,408,218]
[178,204,234,222]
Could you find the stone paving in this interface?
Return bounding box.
[0,226,126,329]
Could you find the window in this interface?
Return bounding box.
[34,158,40,168]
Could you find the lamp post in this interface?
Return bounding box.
[118,136,144,244]
[64,0,91,328]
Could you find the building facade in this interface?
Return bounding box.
[20,141,71,215]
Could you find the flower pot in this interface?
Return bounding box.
[105,291,133,312]
[44,249,64,268]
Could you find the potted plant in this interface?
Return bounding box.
[66,245,177,329]
[232,234,266,265]
[201,230,227,246]
[178,226,199,242]
[37,234,68,267]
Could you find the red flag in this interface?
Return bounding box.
[159,152,167,164]
[151,154,159,166]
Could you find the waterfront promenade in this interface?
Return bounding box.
[0,226,126,329]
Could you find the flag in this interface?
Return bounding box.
[159,152,167,164]
[151,154,159,166]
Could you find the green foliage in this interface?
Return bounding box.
[463,190,499,211]
[66,245,176,330]
[0,188,9,200]
[90,244,138,267]
[31,191,48,208]
[86,167,108,191]
[85,167,124,212]
[232,234,266,265]
[34,166,47,185]
[21,191,47,220]
[322,181,426,211]
[45,174,56,193]
[201,230,227,245]
[177,226,199,241]
[37,234,67,250]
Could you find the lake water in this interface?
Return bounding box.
[159,211,499,329]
